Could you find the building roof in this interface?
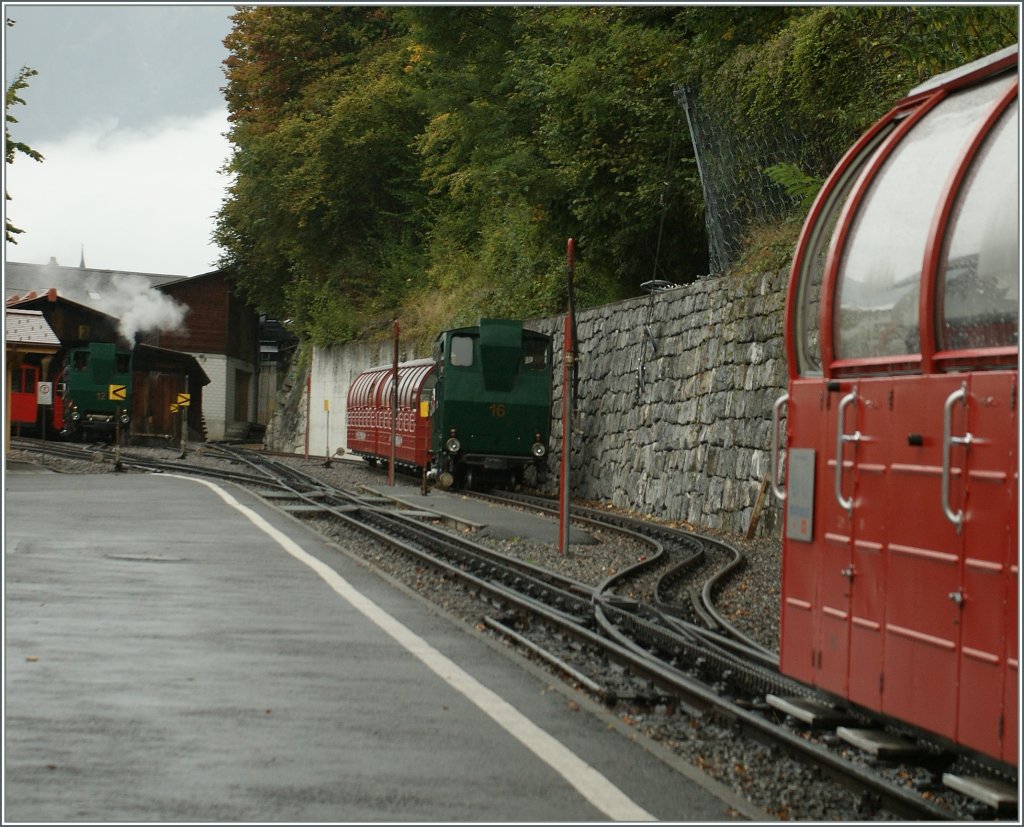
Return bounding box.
[5,289,120,323]
[4,260,188,304]
[5,308,61,348]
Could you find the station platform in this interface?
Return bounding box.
[4,465,757,822]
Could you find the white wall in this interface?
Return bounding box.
[303,339,419,459]
[190,353,256,441]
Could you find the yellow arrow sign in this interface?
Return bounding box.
[170,403,179,413]
[109,384,127,401]
[176,393,191,406]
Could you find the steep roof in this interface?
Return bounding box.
[4,308,61,348]
[5,290,126,347]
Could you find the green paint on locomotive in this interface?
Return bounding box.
[430,319,552,478]
[63,342,133,433]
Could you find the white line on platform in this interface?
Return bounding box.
[168,475,656,822]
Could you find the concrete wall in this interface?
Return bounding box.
[265,267,789,537]
[193,353,256,441]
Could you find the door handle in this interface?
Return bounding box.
[770,392,789,501]
[834,389,859,514]
[941,382,972,533]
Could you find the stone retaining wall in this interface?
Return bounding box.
[532,267,788,536]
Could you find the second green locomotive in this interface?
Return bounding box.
[346,318,552,489]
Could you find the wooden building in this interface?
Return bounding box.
[143,270,260,441]
[4,291,209,444]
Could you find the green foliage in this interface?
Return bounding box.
[695,6,1018,178]
[5,18,44,244]
[735,217,804,275]
[763,163,823,212]
[215,6,1018,344]
[215,7,428,344]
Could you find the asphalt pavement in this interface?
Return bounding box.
[4,462,759,822]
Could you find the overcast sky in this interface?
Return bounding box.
[3,3,235,277]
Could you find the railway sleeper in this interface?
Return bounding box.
[941,774,1017,819]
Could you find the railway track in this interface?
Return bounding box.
[8,437,1015,820]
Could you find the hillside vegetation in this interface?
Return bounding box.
[213,6,1017,347]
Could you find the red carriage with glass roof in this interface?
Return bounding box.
[772,44,1018,771]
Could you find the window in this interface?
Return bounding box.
[13,366,36,393]
[835,74,1015,361]
[420,374,437,416]
[939,99,1018,352]
[522,337,550,371]
[450,335,474,367]
[794,124,895,375]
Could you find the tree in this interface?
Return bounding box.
[405,7,710,313]
[5,18,44,244]
[215,6,428,341]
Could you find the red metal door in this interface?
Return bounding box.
[882,375,964,741]
[951,371,1017,759]
[778,378,829,686]
[844,377,889,712]
[815,382,857,698]
[810,373,969,742]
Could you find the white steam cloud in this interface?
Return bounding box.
[106,273,188,343]
[22,267,188,343]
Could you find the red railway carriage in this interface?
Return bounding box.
[346,359,435,470]
[9,360,67,433]
[9,363,41,429]
[772,45,1018,770]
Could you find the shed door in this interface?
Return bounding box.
[132,371,184,438]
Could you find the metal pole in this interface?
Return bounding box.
[304,371,311,460]
[114,415,123,471]
[179,376,188,459]
[41,399,46,463]
[559,238,576,554]
[324,400,332,467]
[389,319,399,486]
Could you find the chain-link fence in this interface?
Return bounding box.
[679,85,837,276]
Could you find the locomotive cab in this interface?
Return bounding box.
[772,45,1018,771]
[62,343,133,441]
[429,319,552,490]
